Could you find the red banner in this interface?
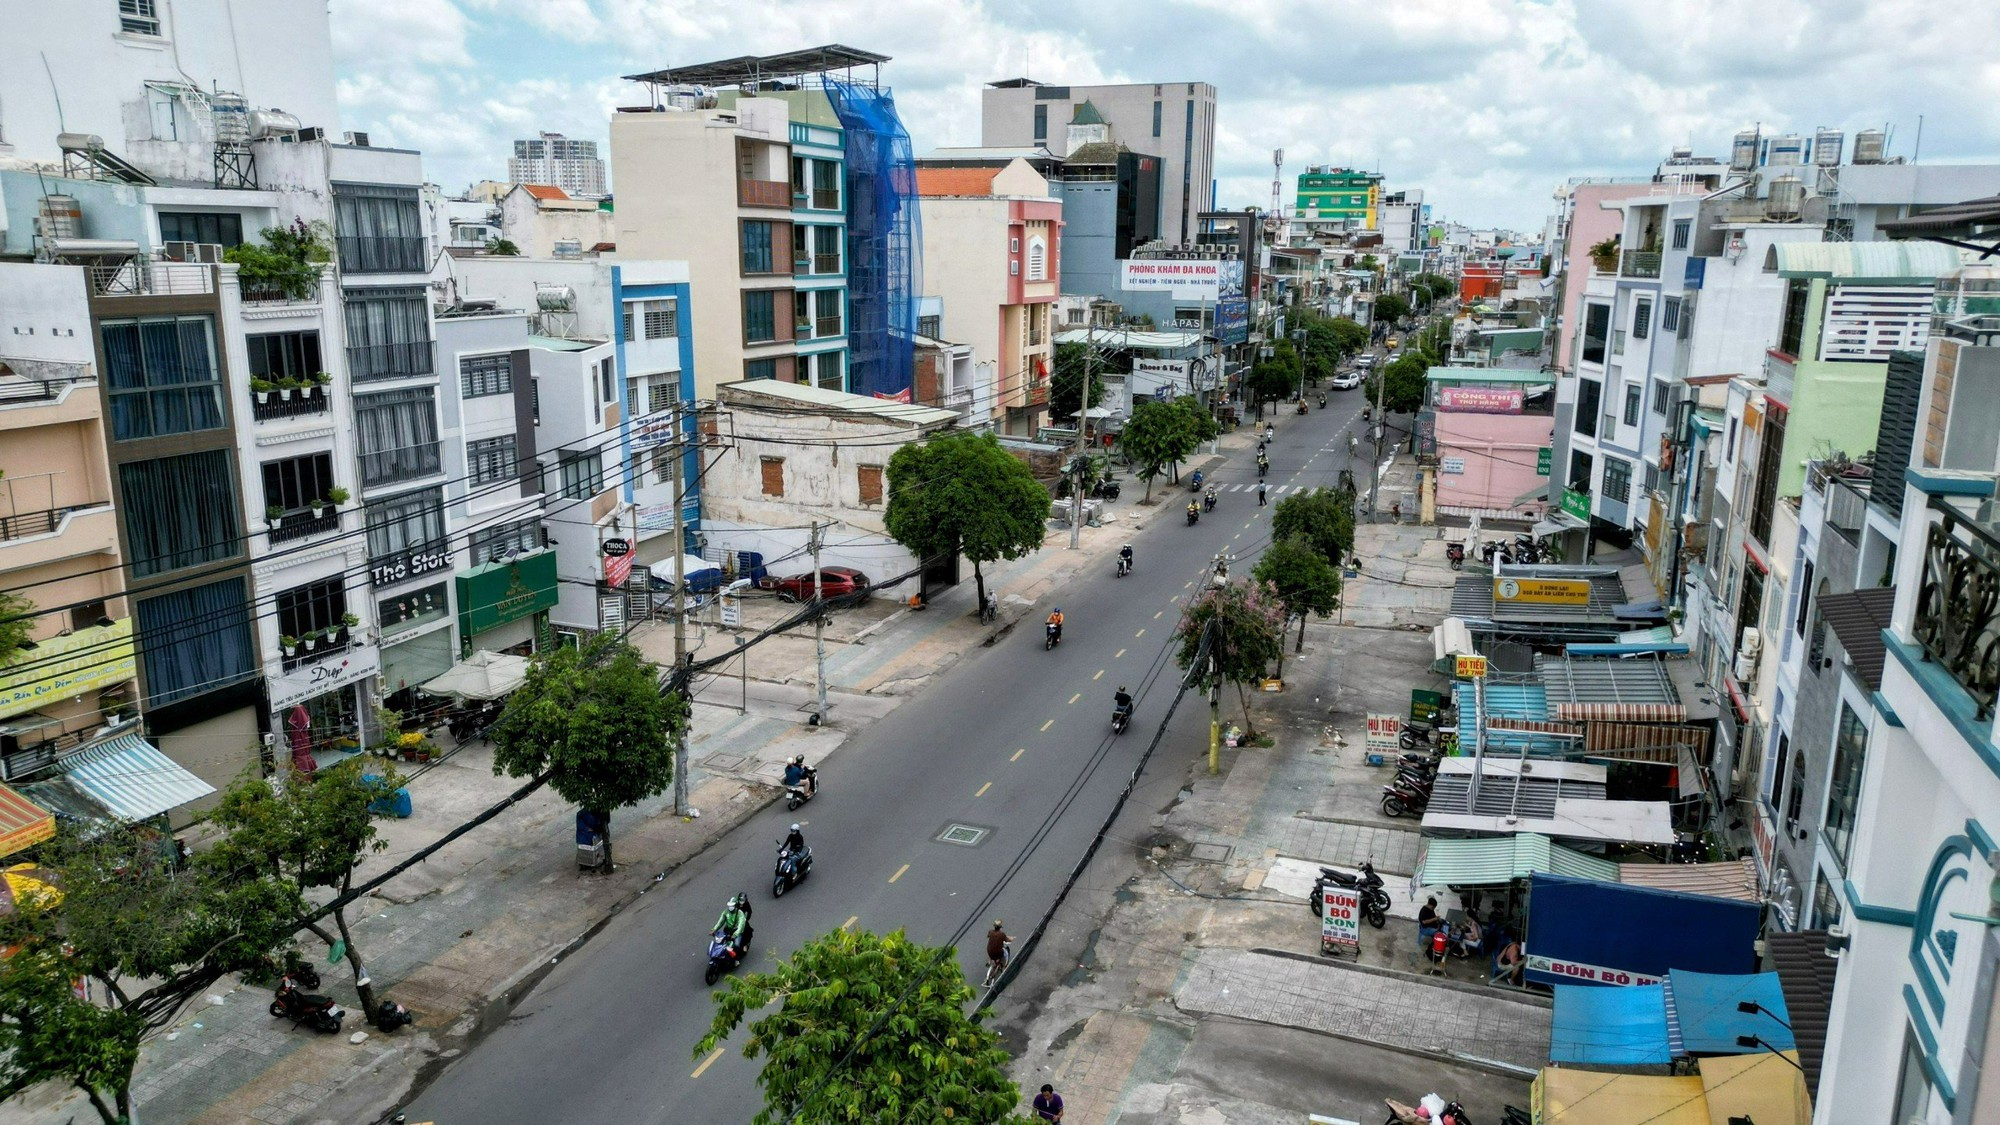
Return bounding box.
[1439,386,1524,414]
[604,553,633,589]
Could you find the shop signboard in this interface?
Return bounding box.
[1320,885,1360,953]
[720,591,742,627]
[1454,654,1489,679]
[456,549,560,639]
[1536,446,1552,476]
[1438,386,1524,414]
[0,619,134,719]
[604,553,633,589]
[369,543,453,589]
[1523,873,1758,988]
[1522,955,1662,987]
[268,644,382,712]
[1494,577,1590,606]
[1561,487,1591,522]
[1410,689,1445,724]
[1365,714,1401,754]
[632,408,682,452]
[1440,456,1466,475]
[1215,262,1249,345]
[602,538,632,557]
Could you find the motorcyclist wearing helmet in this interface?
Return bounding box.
[1114,685,1134,716]
[782,823,807,858]
[716,892,752,952]
[1119,543,1134,567]
[782,754,816,796]
[1046,608,1064,643]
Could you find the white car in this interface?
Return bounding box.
[1330,369,1364,390]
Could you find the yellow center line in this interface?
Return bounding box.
[1114,648,1126,658]
[1136,628,1146,637]
[1184,580,1193,589]
[888,864,910,884]
[1011,748,1025,761]
[1040,718,1054,731]
[692,1047,724,1079]
[1092,669,1104,681]
[841,915,858,931]
[1234,532,1243,540]
[976,781,992,797]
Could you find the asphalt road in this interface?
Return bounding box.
[402,381,1375,1124]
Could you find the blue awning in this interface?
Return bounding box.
[20,733,214,823]
[1669,969,1796,1054]
[1550,982,1675,1065]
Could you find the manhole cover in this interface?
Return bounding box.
[1190,843,1233,863]
[936,824,990,847]
[701,753,748,772]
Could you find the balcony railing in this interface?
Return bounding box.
[250,383,331,422]
[266,507,340,545]
[1620,250,1662,279]
[814,315,842,339]
[347,341,434,382]
[738,178,791,209]
[814,253,841,275]
[0,358,91,404]
[1914,497,2000,717]
[336,236,427,274]
[359,440,443,488]
[239,277,322,305]
[88,261,214,298]
[281,625,354,672]
[0,504,101,542]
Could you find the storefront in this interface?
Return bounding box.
[377,579,455,712]
[455,549,560,658]
[18,722,215,829]
[267,643,381,769]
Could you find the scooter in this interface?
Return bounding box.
[1189,470,1205,493]
[1045,621,1063,650]
[1381,776,1432,819]
[1203,490,1217,513]
[1446,542,1465,571]
[1318,394,1327,408]
[1111,702,1133,735]
[773,842,812,897]
[1311,863,1389,928]
[1257,460,1269,479]
[785,766,819,811]
[704,925,752,986]
[1186,505,1201,527]
[270,975,345,1034]
[1296,401,1308,415]
[1116,555,1131,578]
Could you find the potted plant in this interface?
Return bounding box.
[309,495,328,517]
[252,378,277,404]
[276,376,297,402]
[1588,236,1620,273]
[324,486,350,507]
[280,634,299,657]
[301,631,317,651]
[341,612,361,636]
[310,371,332,390]
[266,504,286,525]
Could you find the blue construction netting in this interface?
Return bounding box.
[823,79,920,399]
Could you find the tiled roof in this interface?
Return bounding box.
[1819,586,1895,690]
[520,184,569,201]
[1766,929,1837,1099]
[915,167,998,197]
[1070,100,1107,126]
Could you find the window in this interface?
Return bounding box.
[1575,378,1601,438]
[137,579,256,707]
[468,517,541,564]
[118,0,162,35]
[1671,219,1691,250]
[120,450,242,577]
[1778,278,1810,357]
[1892,1030,1935,1125]
[531,379,540,424]
[811,160,840,210]
[158,211,242,248]
[331,183,425,273]
[1152,100,1162,137]
[650,447,675,484]
[276,577,350,658]
[857,465,883,506]
[812,224,841,270]
[1651,379,1669,416]
[1824,703,1868,867]
[743,290,778,343]
[558,452,603,500]
[1633,299,1653,340]
[1624,384,1642,426]
[246,331,322,381]
[1581,303,1610,365]
[644,379,677,415]
[1010,237,1020,254]
[1782,738,1806,833]
[379,582,447,636]
[1661,297,1681,335]
[598,357,615,409]
[467,436,518,485]
[1027,238,1047,281]
[343,287,433,380]
[355,388,441,486]
[460,353,513,398]
[1010,260,1020,277]
[745,358,778,381]
[634,299,678,339]
[1767,730,1790,810]
[1603,456,1632,503]
[761,457,785,497]
[262,452,336,514]
[100,316,224,441]
[918,314,942,338]
[1033,104,1048,141]
[365,488,445,564]
[741,221,777,274]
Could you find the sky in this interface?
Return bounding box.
[328,0,2000,231]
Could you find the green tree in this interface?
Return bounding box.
[221,219,332,301]
[696,927,1033,1125]
[489,634,687,870]
[1048,341,1107,423]
[205,759,405,1022]
[884,431,1050,610]
[1367,354,1429,416]
[0,826,297,1124]
[1373,292,1410,326]
[1249,340,1301,410]
[1411,273,1455,304]
[0,591,35,666]
[1173,395,1220,446]
[1174,580,1286,737]
[1328,316,1369,357]
[1118,399,1198,502]
[1297,316,1342,385]
[1270,487,1356,567]
[1253,536,1342,661]
[485,238,522,256]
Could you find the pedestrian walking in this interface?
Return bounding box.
[1257,482,1268,506]
[1032,1084,1065,1122]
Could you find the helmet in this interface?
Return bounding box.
[1118,685,1128,693]
[790,823,801,832]
[993,920,1004,929]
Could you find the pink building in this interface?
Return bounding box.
[1427,369,1555,517]
[1551,181,1656,373]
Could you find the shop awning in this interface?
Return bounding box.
[1765,931,1835,1098]
[1669,969,1794,1054]
[19,733,214,823]
[1416,832,1618,888]
[1619,858,1761,903]
[1698,1051,1812,1125]
[1550,982,1676,1065]
[422,650,531,701]
[0,785,54,858]
[1533,1068,1708,1124]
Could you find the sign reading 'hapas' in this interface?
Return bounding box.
[0,619,135,719]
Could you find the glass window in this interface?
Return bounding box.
[1152,100,1162,137]
[118,0,161,36]
[1624,384,1642,426]
[1825,703,1868,867]
[741,222,776,274]
[469,517,541,563]
[467,435,518,485]
[332,183,426,273]
[640,300,678,339]
[379,582,447,636]
[1778,278,1811,357]
[99,316,224,441]
[1633,299,1653,340]
[811,161,840,210]
[1651,379,1669,416]
[261,452,336,513]
[136,579,256,706]
[1662,297,1681,335]
[745,358,778,381]
[343,287,433,381]
[743,290,777,343]
[276,577,349,658]
[158,211,243,247]
[1033,104,1047,141]
[1671,219,1691,250]
[355,388,441,486]
[919,315,942,338]
[1575,378,1601,438]
[558,452,603,500]
[460,354,513,398]
[120,450,242,577]
[246,331,322,381]
[365,488,445,563]
[1581,303,1610,365]
[1028,238,1047,281]
[1603,456,1631,502]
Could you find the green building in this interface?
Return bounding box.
[1295,167,1382,229]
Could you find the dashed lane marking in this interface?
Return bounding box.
[976,782,992,797]
[1136,628,1147,638]
[1040,719,1054,731]
[692,1048,724,1079]
[888,864,910,884]
[1092,669,1104,680]
[841,916,858,931]
[1011,748,1025,761]
[1115,648,1126,658]
[1068,693,1081,705]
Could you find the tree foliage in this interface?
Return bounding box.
[1249,340,1302,408]
[1174,580,1287,736]
[490,633,687,868]
[485,238,522,256]
[1048,341,1108,423]
[0,591,36,667]
[696,927,1033,1125]
[884,431,1049,608]
[1253,536,1343,659]
[1118,399,1200,502]
[1173,395,1220,444]
[1270,487,1356,568]
[1373,292,1410,326]
[1410,273,1456,304]
[0,826,297,1124]
[1367,354,1430,416]
[220,219,332,301]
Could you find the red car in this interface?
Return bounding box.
[762,567,871,602]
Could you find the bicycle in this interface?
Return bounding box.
[983,940,1013,988]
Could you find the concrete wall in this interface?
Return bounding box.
[1434,412,1553,513]
[1683,225,1814,379]
[919,194,1010,419]
[1553,183,1651,372]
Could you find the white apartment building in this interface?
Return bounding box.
[509,132,607,199]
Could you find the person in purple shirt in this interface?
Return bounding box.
[1031,1084,1064,1121]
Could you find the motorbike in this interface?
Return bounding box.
[1189,470,1204,493]
[785,766,819,811]
[1203,491,1217,512]
[1092,477,1122,500]
[1398,719,1443,750]
[270,975,345,1034]
[1112,701,1134,735]
[1446,542,1465,571]
[1186,505,1201,527]
[1257,460,1269,479]
[1045,621,1063,650]
[1311,863,1389,928]
[704,925,752,985]
[979,593,999,624]
[1116,554,1132,578]
[1385,1098,1474,1125]
[1318,394,1327,408]
[1381,776,1432,819]
[1296,401,1308,415]
[772,842,812,897]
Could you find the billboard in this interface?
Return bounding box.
[1439,386,1524,414]
[1215,261,1249,345]
[1119,259,1225,298]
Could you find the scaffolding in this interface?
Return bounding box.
[824,79,920,399]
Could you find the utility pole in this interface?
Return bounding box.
[810,521,827,724]
[1069,323,1093,549]
[1368,335,1387,518]
[1208,627,1222,776]
[671,409,694,817]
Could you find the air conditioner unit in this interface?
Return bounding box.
[296,126,325,142]
[1733,650,1758,684]
[1740,627,1762,656]
[344,131,370,147]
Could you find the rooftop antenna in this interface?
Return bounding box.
[1913,114,1924,163]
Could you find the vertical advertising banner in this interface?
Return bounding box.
[1215,261,1249,345]
[1320,886,1360,953]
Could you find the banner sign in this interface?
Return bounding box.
[1440,457,1466,474]
[0,619,136,719]
[1439,386,1524,414]
[1320,886,1361,953]
[1537,446,1552,476]
[1410,689,1445,723]
[1523,953,1662,987]
[1561,488,1591,522]
[1494,577,1590,606]
[1366,714,1402,754]
[1119,259,1224,298]
[1216,262,1249,345]
[1455,654,1490,679]
[268,645,382,712]
[604,553,633,589]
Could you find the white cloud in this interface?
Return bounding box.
[330,0,2000,226]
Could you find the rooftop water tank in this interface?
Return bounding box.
[535,284,576,311]
[211,93,250,143]
[1730,130,1759,173]
[1767,134,1807,166]
[249,108,303,139]
[1853,129,1888,164]
[1813,129,1844,166]
[1766,175,1805,220]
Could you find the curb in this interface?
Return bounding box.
[1249,945,1552,1010]
[1190,1010,1539,1083]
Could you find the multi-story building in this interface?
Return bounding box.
[497,184,614,259]
[508,132,607,199]
[1294,167,1382,233]
[916,160,1062,435]
[981,78,1214,245]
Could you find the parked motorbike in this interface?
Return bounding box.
[1311,863,1389,928]
[1381,775,1433,819]
[772,842,813,897]
[1446,542,1465,571]
[704,924,752,985]
[1384,1098,1473,1125]
[1092,477,1122,500]
[1111,702,1133,735]
[785,766,819,811]
[270,975,345,1034]
[1045,621,1063,650]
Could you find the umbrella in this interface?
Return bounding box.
[0,864,61,914]
[421,650,532,701]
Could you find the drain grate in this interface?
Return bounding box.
[936,823,990,847]
[1189,842,1233,863]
